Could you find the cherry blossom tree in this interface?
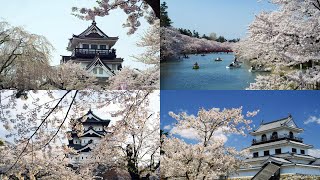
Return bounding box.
[0,21,100,90]
[0,21,52,89]
[161,107,259,179]
[108,19,160,90]
[72,0,159,34]
[161,27,233,60]
[44,62,99,90]
[108,67,159,90]
[0,141,89,180]
[0,90,159,179]
[235,0,320,89]
[87,94,160,179]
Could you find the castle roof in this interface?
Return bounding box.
[69,143,93,153]
[251,115,303,135]
[73,20,118,40]
[262,156,292,165]
[77,109,111,125]
[66,21,119,51]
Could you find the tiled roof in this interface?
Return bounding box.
[85,56,116,75]
[73,20,118,40]
[77,109,111,125]
[252,115,299,133]
[264,156,292,165]
[311,159,320,166]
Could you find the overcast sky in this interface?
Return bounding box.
[0,90,160,144]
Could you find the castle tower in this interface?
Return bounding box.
[67,109,111,165]
[61,21,123,81]
[230,115,320,179]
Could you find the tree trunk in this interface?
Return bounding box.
[144,0,160,19]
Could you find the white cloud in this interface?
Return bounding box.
[171,127,200,140]
[212,108,220,111]
[163,125,171,130]
[170,127,228,143]
[309,149,320,158]
[213,128,228,143]
[304,116,320,125]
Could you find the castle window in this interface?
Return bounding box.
[253,152,258,158]
[301,149,305,154]
[99,68,103,74]
[289,131,294,138]
[261,134,267,141]
[292,148,297,153]
[91,44,98,49]
[112,64,117,70]
[100,45,106,49]
[93,68,97,74]
[271,132,278,139]
[82,44,89,49]
[275,148,282,154]
[264,150,270,156]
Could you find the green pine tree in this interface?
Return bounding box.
[160,2,172,27]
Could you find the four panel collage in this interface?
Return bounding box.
[0,0,320,179]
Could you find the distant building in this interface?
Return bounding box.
[67,109,111,165]
[230,115,320,179]
[61,21,123,82]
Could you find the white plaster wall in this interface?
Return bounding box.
[80,43,109,49]
[252,144,308,157]
[80,136,101,146]
[254,129,297,141]
[281,165,320,176]
[83,124,103,131]
[73,137,81,144]
[92,67,112,78]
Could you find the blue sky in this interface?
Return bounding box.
[161,91,320,154]
[0,0,150,69]
[162,0,277,39]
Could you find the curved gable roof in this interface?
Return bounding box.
[77,109,111,126]
[251,115,302,134]
[73,21,118,40]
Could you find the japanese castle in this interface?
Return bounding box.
[230,115,320,179]
[61,21,123,81]
[67,110,111,165]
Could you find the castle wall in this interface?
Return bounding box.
[229,165,320,179]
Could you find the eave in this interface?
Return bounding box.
[247,140,313,151]
[67,37,118,51]
[250,126,303,136]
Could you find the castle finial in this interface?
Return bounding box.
[92,20,96,25]
[288,113,292,118]
[261,119,264,125]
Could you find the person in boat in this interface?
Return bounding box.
[229,62,234,67]
[194,62,198,66]
[234,57,238,63]
[251,65,255,70]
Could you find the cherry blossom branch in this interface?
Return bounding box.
[313,0,320,11]
[4,90,71,173]
[42,90,78,149]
